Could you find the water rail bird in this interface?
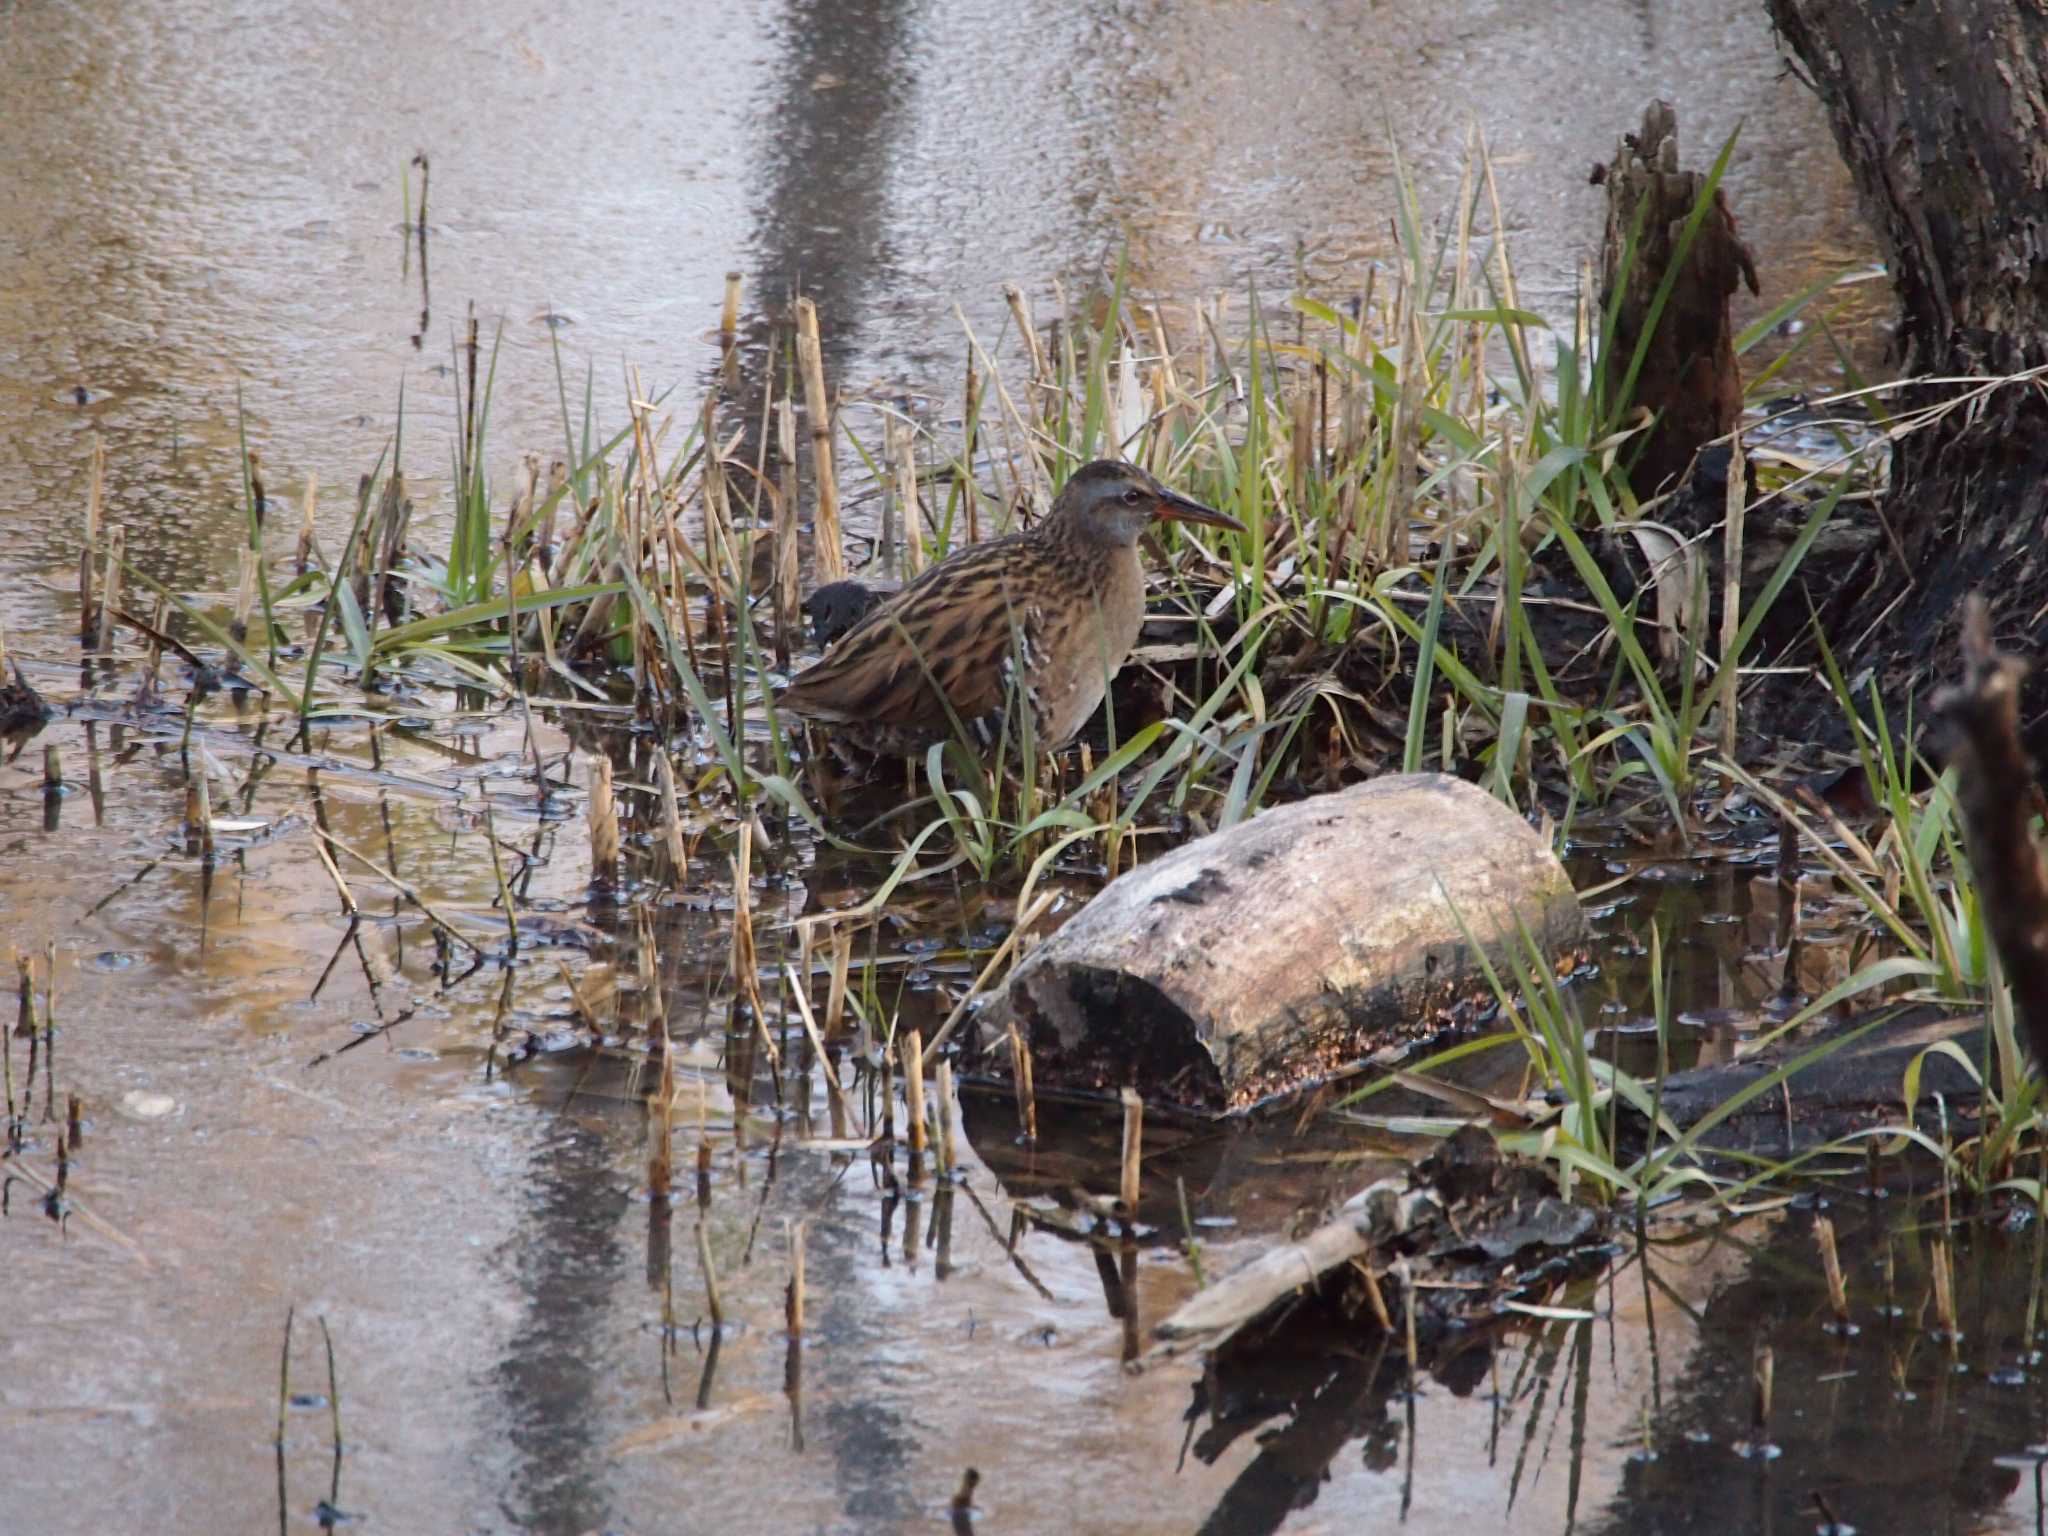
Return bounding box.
[777,459,1243,758]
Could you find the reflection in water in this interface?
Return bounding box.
[494,1118,629,1534]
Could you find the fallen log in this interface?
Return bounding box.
[978,774,1586,1111]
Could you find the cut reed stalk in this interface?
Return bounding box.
[794,298,844,583]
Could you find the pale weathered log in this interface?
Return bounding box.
[981,774,1586,1111]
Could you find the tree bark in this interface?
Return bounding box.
[1765,0,2048,736]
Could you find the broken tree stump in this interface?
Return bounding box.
[1930,595,2048,1070]
[979,774,1586,1111]
[1598,100,1758,501]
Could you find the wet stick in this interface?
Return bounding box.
[794,298,844,583]
[1118,1088,1143,1216]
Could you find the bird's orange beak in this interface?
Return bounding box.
[1153,486,1246,533]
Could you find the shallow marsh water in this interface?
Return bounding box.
[2,4,2040,1535]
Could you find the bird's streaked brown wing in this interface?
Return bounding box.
[777,535,1047,732]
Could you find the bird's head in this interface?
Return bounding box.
[1052,459,1245,546]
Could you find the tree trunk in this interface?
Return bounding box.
[1765,0,2048,738]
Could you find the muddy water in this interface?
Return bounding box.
[3,3,2025,1535]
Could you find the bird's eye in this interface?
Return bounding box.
[1120,487,1143,506]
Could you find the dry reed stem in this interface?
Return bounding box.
[794,297,844,583]
[1719,429,1747,757]
[781,964,855,1134]
[1119,1087,1143,1213]
[934,1058,957,1178]
[79,436,103,638]
[295,471,319,574]
[786,1218,807,1335]
[1007,1022,1036,1143]
[728,821,780,1069]
[313,826,485,955]
[773,397,800,665]
[925,888,1058,1054]
[902,1027,928,1159]
[650,1015,676,1200]
[893,422,924,576]
[720,271,742,349]
[654,751,690,885]
[1931,1238,1958,1339]
[1815,1215,1849,1324]
[1355,1259,1393,1331]
[95,526,124,655]
[588,756,619,889]
[824,928,851,1041]
[696,1220,724,1328]
[192,769,214,858]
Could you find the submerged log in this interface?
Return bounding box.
[980,774,1586,1111]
